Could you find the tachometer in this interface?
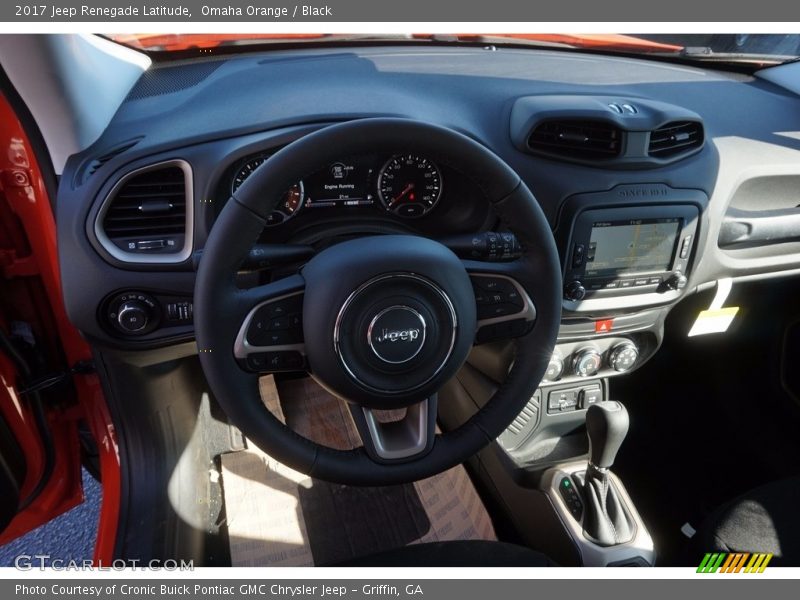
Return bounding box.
[231,156,304,226]
[377,154,442,218]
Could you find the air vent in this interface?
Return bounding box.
[528,120,622,160]
[96,160,193,264]
[648,121,704,158]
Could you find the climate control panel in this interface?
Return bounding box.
[541,336,648,386]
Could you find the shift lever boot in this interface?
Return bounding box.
[581,402,634,546]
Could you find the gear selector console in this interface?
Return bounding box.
[540,401,655,566]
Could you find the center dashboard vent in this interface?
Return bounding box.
[95,160,194,264]
[511,95,706,169]
[648,121,704,158]
[527,120,622,160]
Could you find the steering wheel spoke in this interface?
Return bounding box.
[464,261,537,344]
[234,274,307,374]
[349,396,437,463]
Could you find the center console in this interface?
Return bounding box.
[441,184,708,566]
[497,186,706,452]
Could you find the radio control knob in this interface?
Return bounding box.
[663,271,688,291]
[117,301,150,333]
[572,348,602,377]
[564,280,586,301]
[609,342,639,373]
[543,353,565,382]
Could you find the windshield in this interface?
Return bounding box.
[106,33,800,66]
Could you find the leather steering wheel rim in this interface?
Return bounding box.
[195,118,561,486]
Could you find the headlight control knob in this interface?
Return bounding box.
[609,341,639,373]
[572,348,602,377]
[117,300,150,333]
[107,291,160,336]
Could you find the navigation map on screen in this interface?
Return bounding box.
[586,219,680,277]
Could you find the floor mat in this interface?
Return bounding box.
[220,376,496,566]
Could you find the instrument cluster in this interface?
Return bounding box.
[228,152,446,226]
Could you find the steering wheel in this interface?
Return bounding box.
[195,118,561,486]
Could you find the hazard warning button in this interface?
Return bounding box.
[595,319,614,334]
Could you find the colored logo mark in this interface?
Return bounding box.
[697,552,773,573]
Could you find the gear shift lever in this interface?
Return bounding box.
[581,402,634,546]
[586,401,629,469]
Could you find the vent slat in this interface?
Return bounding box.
[105,214,186,224]
[648,121,704,158]
[651,129,700,139]
[650,139,698,153]
[528,139,620,155]
[105,225,185,234]
[122,181,185,188]
[109,201,186,209]
[102,165,187,247]
[650,133,701,146]
[118,187,185,194]
[528,120,622,160]
[115,192,185,200]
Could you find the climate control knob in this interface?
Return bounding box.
[543,353,565,382]
[117,301,151,333]
[572,348,602,377]
[609,342,639,373]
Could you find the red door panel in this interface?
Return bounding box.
[0,90,119,564]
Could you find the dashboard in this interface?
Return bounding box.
[55,45,800,376]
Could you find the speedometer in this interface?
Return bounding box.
[377,154,442,218]
[231,156,304,226]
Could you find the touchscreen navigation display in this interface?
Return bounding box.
[585,218,681,278]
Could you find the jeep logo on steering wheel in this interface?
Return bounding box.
[374,328,421,343]
[367,306,427,364]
